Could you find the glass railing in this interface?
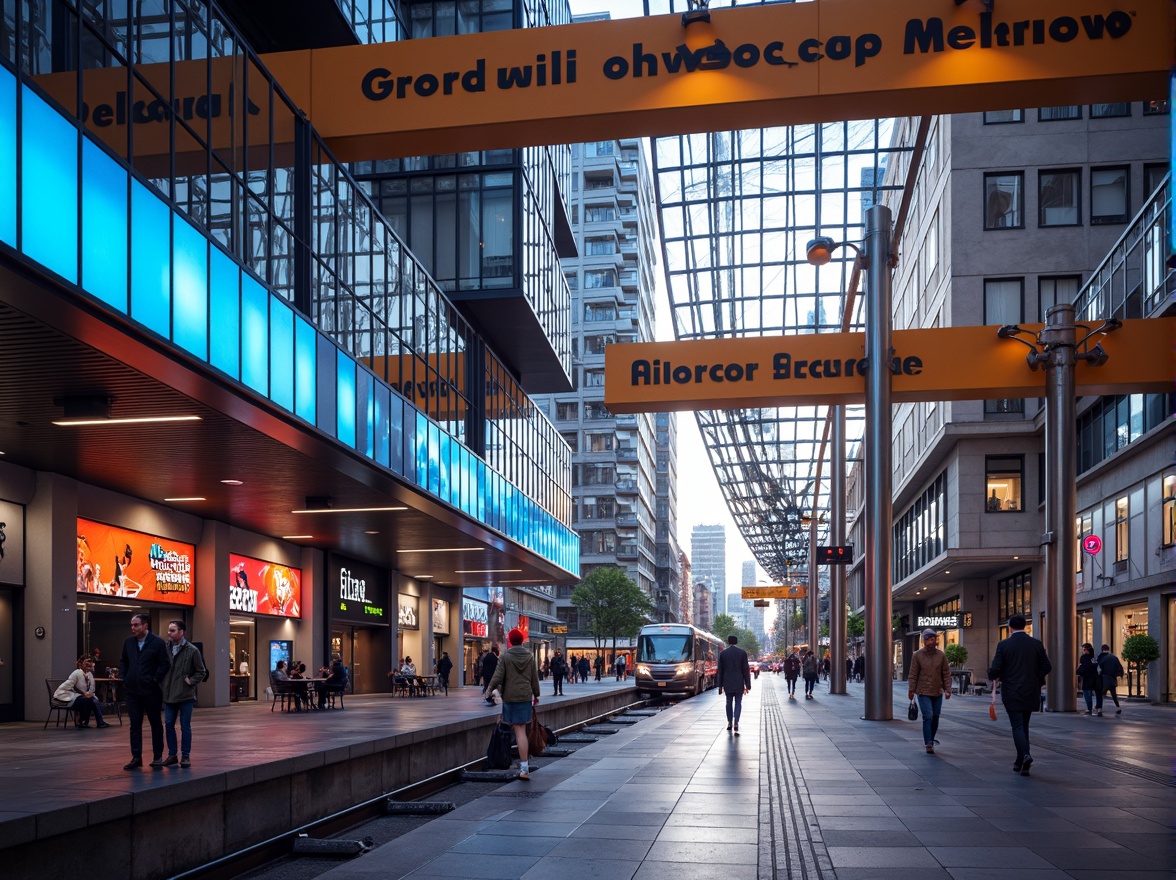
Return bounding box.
[1074,174,1172,321]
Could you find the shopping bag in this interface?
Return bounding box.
[989,684,998,720]
[527,713,547,756]
[907,699,918,721]
[486,720,514,769]
[542,724,558,746]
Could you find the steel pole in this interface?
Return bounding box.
[829,404,847,694]
[863,204,894,721]
[1042,304,1078,712]
[808,540,819,654]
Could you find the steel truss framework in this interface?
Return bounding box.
[647,0,907,580]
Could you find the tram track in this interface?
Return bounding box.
[169,696,668,880]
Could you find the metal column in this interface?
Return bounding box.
[829,404,847,695]
[808,543,819,654]
[863,204,894,721]
[1042,304,1078,712]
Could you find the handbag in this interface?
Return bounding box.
[907,699,918,721]
[486,719,514,769]
[527,712,547,756]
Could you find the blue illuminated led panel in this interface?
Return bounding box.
[294,315,317,424]
[209,248,241,378]
[0,66,14,245]
[81,140,128,311]
[241,274,269,396]
[131,182,170,334]
[173,218,209,360]
[269,298,295,413]
[22,87,77,283]
[336,349,356,448]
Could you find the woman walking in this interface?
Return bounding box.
[1076,643,1100,715]
[801,650,819,699]
[487,628,541,780]
[907,629,952,754]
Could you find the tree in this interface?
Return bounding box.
[944,643,968,668]
[1120,634,1160,697]
[736,627,761,657]
[570,566,654,662]
[846,611,865,639]
[712,613,737,641]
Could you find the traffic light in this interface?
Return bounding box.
[816,545,853,565]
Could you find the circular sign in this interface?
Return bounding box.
[1082,535,1102,555]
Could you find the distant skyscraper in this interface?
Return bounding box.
[691,524,726,618]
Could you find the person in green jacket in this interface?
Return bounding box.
[160,620,208,768]
[487,628,541,779]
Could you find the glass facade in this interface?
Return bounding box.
[0,0,576,572]
[893,471,947,584]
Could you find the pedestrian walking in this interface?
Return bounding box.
[801,650,819,699]
[988,614,1052,776]
[473,650,485,689]
[160,619,207,768]
[1095,644,1124,715]
[549,650,567,695]
[1076,643,1099,715]
[437,651,453,691]
[844,656,853,681]
[820,655,830,681]
[615,654,626,681]
[482,645,500,703]
[119,612,170,770]
[594,654,604,681]
[852,653,864,682]
[578,655,590,684]
[487,628,541,780]
[568,654,578,686]
[783,651,800,698]
[716,634,751,735]
[907,629,952,754]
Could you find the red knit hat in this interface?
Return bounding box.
[508,628,525,646]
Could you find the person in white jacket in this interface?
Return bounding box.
[54,656,108,728]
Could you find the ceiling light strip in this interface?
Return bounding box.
[290,506,408,514]
[52,415,203,426]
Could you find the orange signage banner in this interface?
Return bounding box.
[604,319,1174,413]
[257,0,1171,160]
[76,518,196,606]
[29,0,1171,162]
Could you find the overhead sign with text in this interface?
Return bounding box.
[77,519,195,605]
[328,554,390,625]
[604,320,1173,413]
[30,0,1170,162]
[230,553,302,618]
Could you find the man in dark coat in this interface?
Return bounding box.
[1094,644,1124,716]
[783,651,801,699]
[481,646,499,703]
[119,612,170,770]
[716,634,751,735]
[988,614,1052,776]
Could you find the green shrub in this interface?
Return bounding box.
[943,643,968,668]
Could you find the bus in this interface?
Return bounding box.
[634,623,724,696]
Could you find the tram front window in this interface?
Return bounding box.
[637,634,691,663]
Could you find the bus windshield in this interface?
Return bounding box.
[637,633,691,664]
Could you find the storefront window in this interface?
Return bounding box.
[1114,496,1129,562]
[1112,603,1149,696]
[1166,598,1175,703]
[1162,474,1175,547]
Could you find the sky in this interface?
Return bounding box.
[567,0,762,600]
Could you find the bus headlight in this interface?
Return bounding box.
[636,664,651,677]
[675,663,692,676]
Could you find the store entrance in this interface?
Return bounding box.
[0,588,19,721]
[229,618,255,701]
[330,626,390,695]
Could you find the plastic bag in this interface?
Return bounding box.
[486,720,514,769]
[907,699,918,721]
[989,684,998,720]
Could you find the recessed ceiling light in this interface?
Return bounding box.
[365,530,380,535]
[164,497,206,502]
[944,570,951,574]
[282,535,313,540]
[291,506,407,514]
[52,415,203,426]
[221,479,244,486]
[454,569,522,574]
[1012,556,1019,560]
[412,574,434,579]
[397,547,483,554]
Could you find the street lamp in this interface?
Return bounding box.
[807,204,896,721]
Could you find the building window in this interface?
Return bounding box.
[560,432,578,452]
[1163,475,1176,547]
[585,141,616,157]
[583,402,612,420]
[1039,276,1080,322]
[585,237,615,255]
[585,432,614,451]
[986,456,1023,512]
[1141,99,1170,115]
[583,334,615,355]
[584,269,616,289]
[1076,512,1093,575]
[984,109,1023,124]
[1143,163,1168,199]
[998,570,1032,625]
[1090,102,1130,118]
[584,205,617,222]
[984,278,1023,325]
[1090,166,1129,224]
[583,369,606,387]
[1114,496,1129,562]
[984,173,1023,229]
[555,401,578,420]
[584,303,617,322]
[892,471,947,583]
[1038,169,1080,226]
[1077,393,1172,474]
[1038,105,1082,121]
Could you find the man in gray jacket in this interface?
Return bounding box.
[161,620,208,768]
[717,634,751,735]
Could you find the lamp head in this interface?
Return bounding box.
[805,237,836,266]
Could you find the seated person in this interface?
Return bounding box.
[316,659,347,709]
[400,656,418,695]
[287,660,309,710]
[54,656,109,728]
[271,660,298,710]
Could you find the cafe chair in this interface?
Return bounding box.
[392,674,410,698]
[270,681,297,713]
[44,679,79,729]
[324,675,347,709]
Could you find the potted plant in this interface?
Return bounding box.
[1120,634,1160,698]
[944,643,968,668]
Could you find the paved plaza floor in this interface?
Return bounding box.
[319,674,1174,880]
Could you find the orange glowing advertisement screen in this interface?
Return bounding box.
[229,553,302,618]
[76,518,195,606]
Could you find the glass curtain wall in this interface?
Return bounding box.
[645,0,906,579]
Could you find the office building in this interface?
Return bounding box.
[690,523,726,620]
